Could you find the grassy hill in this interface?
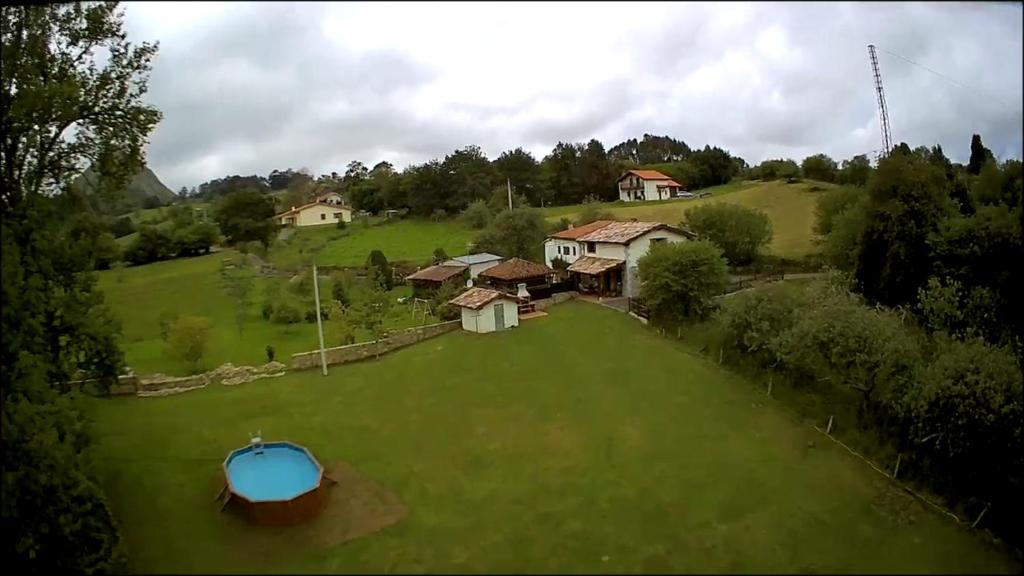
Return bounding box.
[72,165,177,214]
[542,179,833,259]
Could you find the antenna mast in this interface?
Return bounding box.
[868,44,893,158]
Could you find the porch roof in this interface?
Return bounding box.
[567,255,624,275]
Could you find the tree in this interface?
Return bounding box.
[213,188,276,249]
[753,158,800,181]
[460,199,493,229]
[854,152,954,306]
[486,185,529,213]
[578,139,617,201]
[493,148,546,206]
[124,225,174,265]
[330,273,350,307]
[609,134,691,164]
[837,154,872,187]
[366,250,394,291]
[474,208,548,260]
[223,268,254,339]
[637,240,729,326]
[814,185,866,237]
[172,221,218,257]
[683,203,772,265]
[541,141,585,205]
[353,286,391,349]
[442,145,498,212]
[821,195,869,272]
[166,316,210,373]
[801,154,838,183]
[967,133,994,175]
[432,247,449,264]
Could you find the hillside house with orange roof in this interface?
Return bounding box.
[617,169,685,202]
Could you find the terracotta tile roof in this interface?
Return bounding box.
[655,179,682,187]
[275,202,351,218]
[547,219,615,240]
[449,287,518,310]
[405,264,468,282]
[621,169,673,181]
[567,255,624,275]
[478,257,554,281]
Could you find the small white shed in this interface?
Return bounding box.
[449,287,520,333]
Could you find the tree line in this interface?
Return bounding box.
[634,133,1022,549]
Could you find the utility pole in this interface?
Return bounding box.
[507,178,513,211]
[312,263,328,376]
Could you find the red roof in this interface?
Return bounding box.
[620,169,673,181]
[655,180,682,187]
[547,220,615,240]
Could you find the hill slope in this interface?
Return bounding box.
[72,165,177,214]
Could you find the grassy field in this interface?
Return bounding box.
[542,180,830,259]
[87,302,1017,574]
[267,219,477,269]
[96,251,432,376]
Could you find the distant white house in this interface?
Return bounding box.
[449,287,521,333]
[544,220,693,297]
[443,253,504,279]
[315,191,345,206]
[617,169,684,202]
[276,202,352,227]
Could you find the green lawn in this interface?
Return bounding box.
[267,219,477,269]
[543,180,832,259]
[96,251,429,376]
[87,302,1017,574]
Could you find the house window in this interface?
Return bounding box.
[586,242,596,254]
[334,213,341,219]
[651,237,666,245]
[572,246,577,256]
[320,213,326,220]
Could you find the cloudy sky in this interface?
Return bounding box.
[122,1,1024,191]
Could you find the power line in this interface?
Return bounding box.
[875,45,1018,111]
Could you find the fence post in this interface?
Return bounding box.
[826,416,834,435]
[718,348,723,365]
[766,376,773,397]
[892,453,901,479]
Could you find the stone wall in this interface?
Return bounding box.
[533,291,576,311]
[291,320,460,370]
[135,361,289,398]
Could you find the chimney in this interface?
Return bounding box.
[291,206,296,210]
[568,223,574,230]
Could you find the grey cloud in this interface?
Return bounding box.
[128,2,1023,190]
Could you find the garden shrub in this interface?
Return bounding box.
[271,303,302,324]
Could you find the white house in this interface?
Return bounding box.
[617,169,684,202]
[443,253,504,279]
[544,220,693,297]
[449,287,520,333]
[544,219,615,269]
[276,202,352,227]
[315,191,345,205]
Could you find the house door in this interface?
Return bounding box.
[493,303,505,331]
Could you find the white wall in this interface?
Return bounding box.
[468,260,501,279]
[281,204,352,227]
[544,239,582,267]
[584,242,625,261]
[622,229,689,297]
[460,298,520,333]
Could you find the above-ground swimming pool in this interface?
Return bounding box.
[222,441,329,525]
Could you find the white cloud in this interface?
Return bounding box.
[122,1,1024,190]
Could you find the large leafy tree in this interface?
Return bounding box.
[837,154,872,187]
[541,141,585,205]
[967,133,994,176]
[2,3,161,571]
[213,188,276,248]
[493,147,545,206]
[800,153,838,183]
[637,240,729,325]
[683,203,772,265]
[473,207,549,261]
[854,152,954,307]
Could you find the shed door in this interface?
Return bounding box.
[494,303,505,331]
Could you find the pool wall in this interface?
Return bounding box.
[222,441,329,526]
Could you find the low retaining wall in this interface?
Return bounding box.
[533,291,576,311]
[291,320,460,370]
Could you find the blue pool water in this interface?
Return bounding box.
[226,444,321,501]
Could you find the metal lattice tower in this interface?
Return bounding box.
[868,44,893,157]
